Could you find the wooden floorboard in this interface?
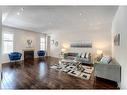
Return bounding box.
[1,57,119,89]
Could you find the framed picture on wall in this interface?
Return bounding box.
[51,40,54,45]
[26,39,33,48]
[55,41,58,47]
[114,33,120,46]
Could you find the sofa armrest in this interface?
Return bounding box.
[94,63,121,82]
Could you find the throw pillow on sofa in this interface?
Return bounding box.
[86,52,90,59]
[81,53,86,58]
[79,53,82,58]
[79,52,90,58]
[100,56,112,64]
[79,53,85,58]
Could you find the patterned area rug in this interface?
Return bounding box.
[50,61,94,80]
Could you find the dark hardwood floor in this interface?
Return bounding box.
[1,57,119,89]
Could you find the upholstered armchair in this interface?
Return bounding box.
[8,52,22,62]
[37,50,45,57]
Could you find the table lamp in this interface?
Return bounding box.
[96,50,103,61]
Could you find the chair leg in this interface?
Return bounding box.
[1,72,3,80]
[10,61,13,67]
[38,56,45,61]
[1,64,3,80]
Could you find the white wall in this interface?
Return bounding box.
[1,26,46,63]
[49,23,112,58]
[112,6,127,89]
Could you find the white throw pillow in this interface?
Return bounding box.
[86,52,90,59]
[81,53,85,58]
[79,53,82,58]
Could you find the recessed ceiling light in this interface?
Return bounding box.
[79,13,83,16]
[17,12,20,15]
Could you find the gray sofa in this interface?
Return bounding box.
[63,52,92,64]
[94,59,121,83]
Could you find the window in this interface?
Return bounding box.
[3,33,14,54]
[40,37,45,50]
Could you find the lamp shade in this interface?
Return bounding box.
[62,43,70,49]
[97,50,103,55]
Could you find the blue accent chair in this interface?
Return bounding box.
[37,50,45,57]
[8,52,22,62]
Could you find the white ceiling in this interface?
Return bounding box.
[2,6,118,33]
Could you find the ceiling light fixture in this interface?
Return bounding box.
[79,13,83,16]
[17,12,20,15]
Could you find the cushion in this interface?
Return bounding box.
[86,52,90,59]
[77,53,81,58]
[80,53,82,58]
[81,53,85,58]
[96,55,103,61]
[100,56,112,64]
[83,53,86,58]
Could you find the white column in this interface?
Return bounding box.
[46,36,50,56]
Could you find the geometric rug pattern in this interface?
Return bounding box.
[50,61,94,80]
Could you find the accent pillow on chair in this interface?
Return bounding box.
[100,56,112,64]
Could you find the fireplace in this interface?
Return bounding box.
[23,50,34,61]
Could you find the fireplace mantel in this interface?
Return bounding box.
[22,48,35,51]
